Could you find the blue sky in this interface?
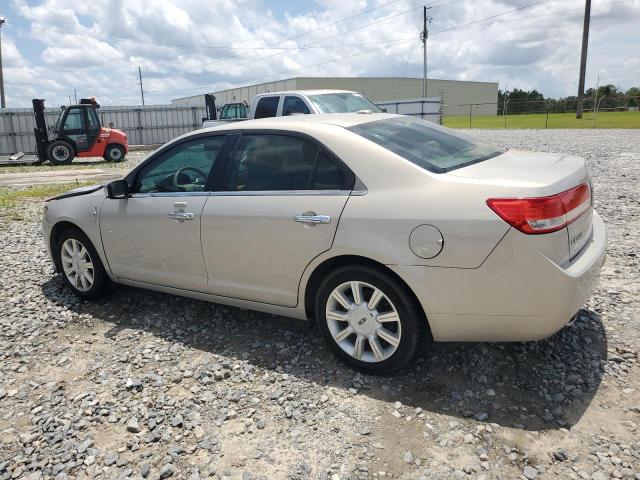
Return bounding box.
[2,0,639,107]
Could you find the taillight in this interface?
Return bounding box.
[487,183,591,235]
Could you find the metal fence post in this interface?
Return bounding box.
[545,108,549,129]
[8,111,17,154]
[136,108,143,146]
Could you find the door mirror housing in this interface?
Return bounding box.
[106,179,129,199]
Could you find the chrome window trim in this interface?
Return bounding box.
[212,190,351,197]
[128,189,361,198]
[351,178,368,196]
[130,192,210,198]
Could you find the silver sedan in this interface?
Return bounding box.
[43,114,607,373]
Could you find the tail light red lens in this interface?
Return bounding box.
[487,183,591,234]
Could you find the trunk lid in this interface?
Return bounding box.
[450,149,593,263]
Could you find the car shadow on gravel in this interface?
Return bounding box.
[42,277,607,432]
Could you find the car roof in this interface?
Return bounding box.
[254,89,357,97]
[200,113,401,132]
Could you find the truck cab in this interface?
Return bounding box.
[249,90,382,119]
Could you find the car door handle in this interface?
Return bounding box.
[294,214,331,224]
[168,212,194,221]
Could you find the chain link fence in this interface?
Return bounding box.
[453,95,640,129]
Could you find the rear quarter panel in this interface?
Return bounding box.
[306,125,510,268]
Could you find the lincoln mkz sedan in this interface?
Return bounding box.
[43,114,607,373]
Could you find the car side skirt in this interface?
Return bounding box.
[116,278,308,320]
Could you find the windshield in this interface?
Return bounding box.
[220,103,247,120]
[348,116,505,173]
[308,93,382,113]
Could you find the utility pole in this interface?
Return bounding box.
[138,66,145,106]
[0,17,6,108]
[576,0,591,119]
[73,88,77,104]
[421,6,433,99]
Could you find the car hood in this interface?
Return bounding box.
[48,183,105,201]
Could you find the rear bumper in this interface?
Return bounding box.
[390,211,607,342]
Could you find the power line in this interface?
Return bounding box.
[146,37,415,95]
[5,0,409,52]
[174,5,425,76]
[153,0,557,98]
[430,0,549,37]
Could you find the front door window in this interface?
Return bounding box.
[135,136,227,193]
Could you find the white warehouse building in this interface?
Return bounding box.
[171,77,498,117]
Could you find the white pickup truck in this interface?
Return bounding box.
[202,90,381,128]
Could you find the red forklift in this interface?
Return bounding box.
[4,98,128,166]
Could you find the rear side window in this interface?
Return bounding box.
[348,116,504,173]
[283,96,310,115]
[225,134,354,191]
[312,151,349,190]
[254,97,279,119]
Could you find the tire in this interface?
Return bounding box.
[104,144,125,163]
[315,265,423,374]
[47,140,74,165]
[55,227,109,299]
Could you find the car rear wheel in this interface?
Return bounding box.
[56,228,109,299]
[104,144,125,162]
[47,140,74,165]
[315,265,423,373]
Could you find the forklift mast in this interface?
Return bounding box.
[32,99,49,162]
[204,94,217,121]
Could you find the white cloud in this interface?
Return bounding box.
[2,0,639,107]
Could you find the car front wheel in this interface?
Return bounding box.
[315,265,423,374]
[56,228,109,299]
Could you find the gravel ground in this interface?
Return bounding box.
[0,129,638,480]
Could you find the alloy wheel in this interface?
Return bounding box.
[60,238,95,292]
[325,281,402,363]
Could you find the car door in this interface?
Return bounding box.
[201,132,355,307]
[282,96,311,116]
[100,134,230,291]
[253,96,280,119]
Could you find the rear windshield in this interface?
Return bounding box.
[348,116,504,173]
[308,93,382,114]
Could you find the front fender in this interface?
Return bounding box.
[107,128,128,153]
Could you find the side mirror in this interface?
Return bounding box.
[106,179,129,199]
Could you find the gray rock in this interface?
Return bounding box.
[127,418,141,433]
[523,466,538,479]
[159,464,175,479]
[140,463,151,478]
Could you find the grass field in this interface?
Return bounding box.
[443,110,640,129]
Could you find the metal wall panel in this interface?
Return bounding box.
[376,97,442,124]
[0,105,206,155]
